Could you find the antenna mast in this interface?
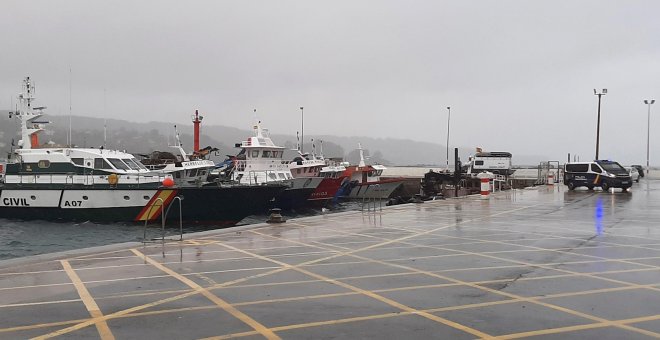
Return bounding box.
[68,68,72,147]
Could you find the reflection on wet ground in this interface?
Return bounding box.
[1,181,659,339]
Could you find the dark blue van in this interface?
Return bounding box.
[564,160,632,192]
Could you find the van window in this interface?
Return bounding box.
[590,164,602,173]
[566,164,588,172]
[475,160,484,166]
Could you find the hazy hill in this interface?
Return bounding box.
[0,111,547,165]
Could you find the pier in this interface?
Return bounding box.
[1,182,660,339]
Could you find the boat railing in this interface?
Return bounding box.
[6,173,166,187]
[243,170,287,185]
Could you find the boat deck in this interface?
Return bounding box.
[2,182,660,339]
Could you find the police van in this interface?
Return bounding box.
[563,160,632,192]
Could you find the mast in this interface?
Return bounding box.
[192,109,203,152]
[172,125,190,162]
[358,143,366,167]
[14,77,48,149]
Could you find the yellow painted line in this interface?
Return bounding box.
[129,249,280,340]
[41,260,115,340]
[0,318,90,335]
[496,314,660,339]
[32,203,539,338]
[249,228,659,338]
[215,242,495,339]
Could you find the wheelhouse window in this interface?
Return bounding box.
[71,158,84,166]
[94,158,113,170]
[122,158,141,170]
[108,158,130,170]
[251,150,260,158]
[262,150,271,158]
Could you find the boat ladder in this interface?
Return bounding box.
[142,196,184,244]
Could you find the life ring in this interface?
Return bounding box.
[108,174,119,185]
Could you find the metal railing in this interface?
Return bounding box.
[361,184,382,212]
[142,196,184,244]
[7,173,165,187]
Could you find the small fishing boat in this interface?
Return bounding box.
[288,141,347,206]
[213,121,323,210]
[343,144,404,199]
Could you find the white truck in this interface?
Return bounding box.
[463,151,514,176]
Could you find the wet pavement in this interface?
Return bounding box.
[1,181,660,339]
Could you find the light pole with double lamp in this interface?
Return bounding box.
[645,99,655,175]
[594,89,607,160]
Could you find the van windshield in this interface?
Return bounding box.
[598,162,627,174]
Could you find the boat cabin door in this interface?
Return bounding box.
[362,172,368,184]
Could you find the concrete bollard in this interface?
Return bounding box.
[477,172,492,200]
[547,172,555,185]
[266,208,286,224]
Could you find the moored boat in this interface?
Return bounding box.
[343,144,404,199]
[214,121,322,210]
[288,142,347,206]
[0,78,285,226]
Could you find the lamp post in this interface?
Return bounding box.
[300,106,304,153]
[594,89,607,160]
[645,99,655,175]
[446,106,451,171]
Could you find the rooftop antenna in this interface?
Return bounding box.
[299,106,304,153]
[103,88,107,149]
[319,140,324,159]
[68,67,72,147]
[296,131,300,151]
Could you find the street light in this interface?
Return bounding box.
[446,106,451,171]
[594,88,607,160]
[645,99,655,175]
[300,106,304,153]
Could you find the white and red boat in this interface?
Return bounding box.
[343,144,404,199]
[288,142,347,206]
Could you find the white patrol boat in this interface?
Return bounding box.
[0,78,285,225]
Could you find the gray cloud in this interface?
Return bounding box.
[1,0,659,165]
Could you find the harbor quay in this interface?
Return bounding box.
[1,182,660,339]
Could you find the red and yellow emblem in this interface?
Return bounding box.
[135,190,178,222]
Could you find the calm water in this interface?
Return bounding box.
[0,201,365,261]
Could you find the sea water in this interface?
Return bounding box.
[0,200,364,260]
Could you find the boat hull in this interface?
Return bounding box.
[271,177,323,210]
[347,179,404,199]
[0,185,285,226]
[307,177,348,206]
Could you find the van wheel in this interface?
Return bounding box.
[601,182,610,192]
[587,185,594,190]
[567,181,576,190]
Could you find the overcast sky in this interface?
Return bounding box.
[2,1,660,164]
